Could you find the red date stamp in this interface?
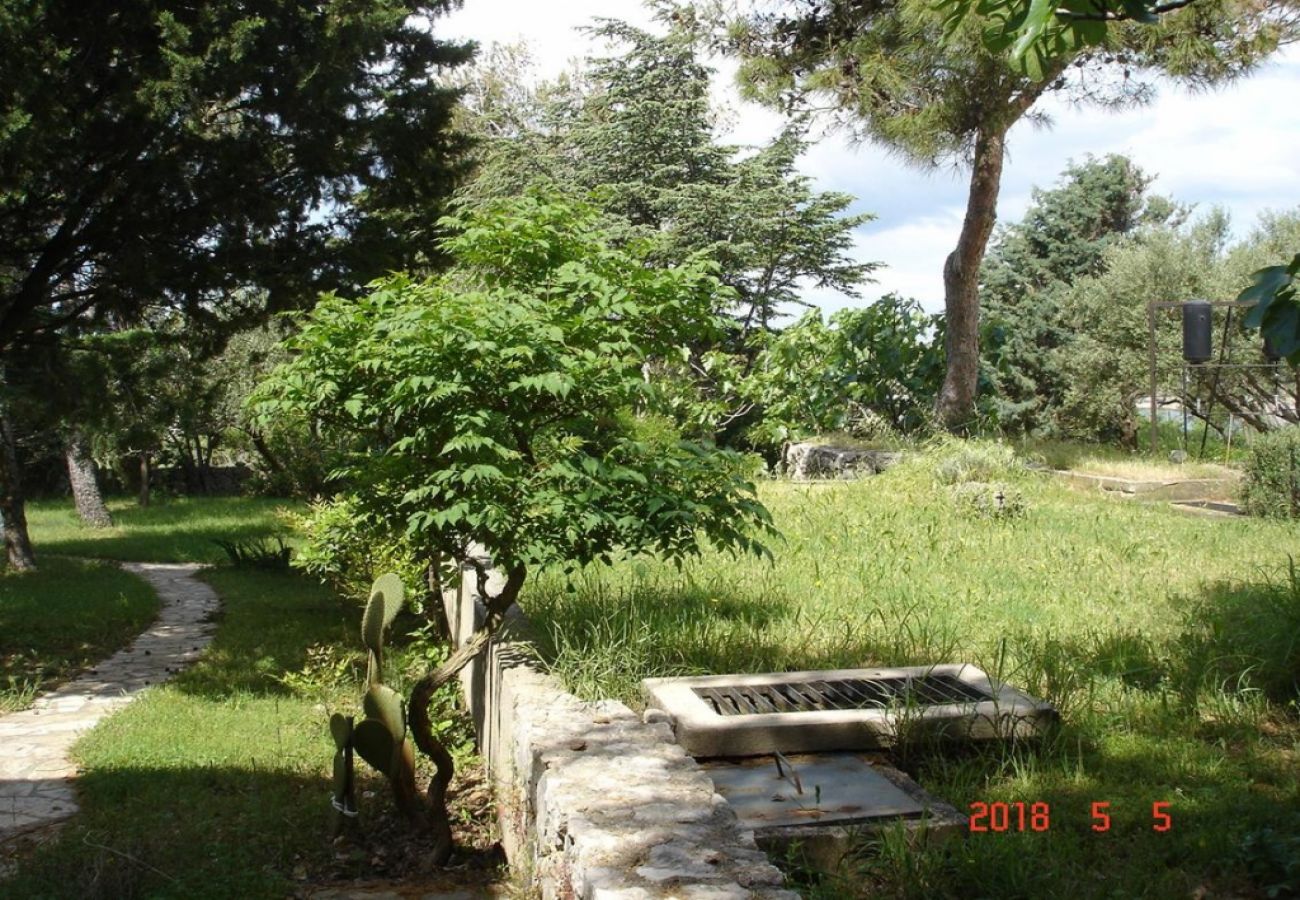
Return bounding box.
[968,801,1172,833]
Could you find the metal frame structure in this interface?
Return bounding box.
[1145,300,1284,455]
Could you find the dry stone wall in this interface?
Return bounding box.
[443,568,799,900]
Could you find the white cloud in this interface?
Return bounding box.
[440,0,655,75]
[440,3,1300,312]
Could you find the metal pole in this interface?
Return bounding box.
[1148,304,1159,455]
[1181,364,1189,451]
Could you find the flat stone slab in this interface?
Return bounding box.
[1171,499,1246,517]
[703,754,966,874]
[702,753,924,828]
[0,562,218,839]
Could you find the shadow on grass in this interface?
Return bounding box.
[1176,568,1300,705]
[0,765,502,900]
[831,713,1300,900]
[1,768,325,899]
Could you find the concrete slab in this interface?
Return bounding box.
[1051,469,1239,501]
[701,753,923,828]
[702,753,967,874]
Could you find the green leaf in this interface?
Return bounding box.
[1010,0,1056,60]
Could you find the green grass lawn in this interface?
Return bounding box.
[26,496,292,563]
[522,450,1300,899]
[3,566,488,899]
[4,498,492,899]
[0,558,160,712]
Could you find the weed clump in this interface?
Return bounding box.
[951,481,1026,520]
[928,439,1021,486]
[1241,425,1300,518]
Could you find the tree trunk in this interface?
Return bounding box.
[0,394,37,571]
[936,127,1007,433]
[138,451,151,507]
[65,427,113,527]
[249,431,284,474]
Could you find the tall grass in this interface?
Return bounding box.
[523,447,1300,898]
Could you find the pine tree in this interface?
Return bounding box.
[714,0,1297,431]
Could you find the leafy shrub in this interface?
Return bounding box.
[240,418,336,498]
[284,497,426,605]
[740,296,944,452]
[1241,426,1300,518]
[212,536,292,570]
[255,196,775,626]
[952,481,1026,520]
[1236,821,1300,898]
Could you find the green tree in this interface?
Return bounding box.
[0,0,474,568]
[1051,209,1299,444]
[256,195,775,841]
[937,0,1300,363]
[711,0,1295,432]
[939,0,1300,79]
[456,22,875,338]
[981,154,1177,431]
[743,296,945,448]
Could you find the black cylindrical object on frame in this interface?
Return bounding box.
[1182,299,1212,363]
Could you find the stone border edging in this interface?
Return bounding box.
[1050,468,1239,501]
[0,562,219,843]
[443,568,800,900]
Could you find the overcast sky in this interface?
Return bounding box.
[439,1,1300,314]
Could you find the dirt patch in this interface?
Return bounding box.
[299,760,509,898]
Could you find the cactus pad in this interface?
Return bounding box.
[362,573,404,654]
[372,573,404,627]
[329,713,353,750]
[352,718,396,775]
[364,683,407,741]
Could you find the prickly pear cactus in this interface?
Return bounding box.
[364,683,406,742]
[329,713,357,831]
[346,574,425,824]
[362,573,404,684]
[351,718,396,775]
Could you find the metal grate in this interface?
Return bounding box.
[692,674,992,717]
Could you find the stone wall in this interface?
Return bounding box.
[443,566,799,900]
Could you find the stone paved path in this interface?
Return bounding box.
[0,563,219,840]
